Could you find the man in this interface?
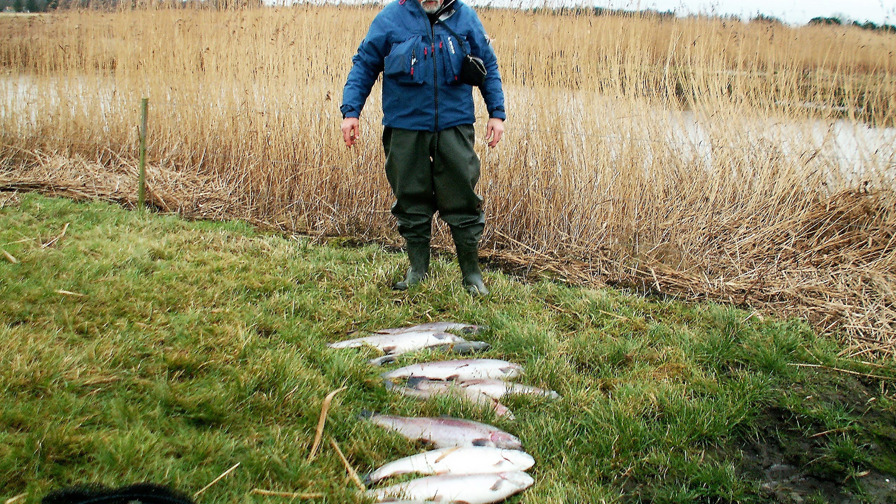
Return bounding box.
[340,0,506,296]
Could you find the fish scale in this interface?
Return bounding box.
[381,359,524,382]
[365,447,535,484]
[366,471,535,504]
[361,411,522,450]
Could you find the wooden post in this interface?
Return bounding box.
[138,97,148,210]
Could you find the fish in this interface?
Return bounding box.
[360,411,522,450]
[365,447,535,484]
[381,359,524,382]
[453,378,561,401]
[366,471,535,504]
[327,331,468,360]
[386,378,515,418]
[370,341,492,366]
[371,322,488,336]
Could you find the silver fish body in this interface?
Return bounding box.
[328,330,467,355]
[386,378,515,418]
[366,471,535,504]
[370,341,492,366]
[381,359,524,382]
[373,322,488,336]
[361,411,522,450]
[366,447,535,484]
[456,379,561,401]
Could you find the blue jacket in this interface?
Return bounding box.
[340,0,506,132]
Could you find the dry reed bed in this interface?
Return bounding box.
[1,7,894,358]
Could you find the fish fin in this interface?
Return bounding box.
[446,374,461,381]
[358,409,375,419]
[360,472,375,486]
[467,324,489,334]
[490,479,506,491]
[381,344,397,353]
[382,379,398,391]
[497,405,515,420]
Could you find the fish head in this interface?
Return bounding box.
[490,431,523,450]
[457,324,489,335]
[501,363,524,379]
[451,341,491,354]
[493,471,535,492]
[497,450,536,471]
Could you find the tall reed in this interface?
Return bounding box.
[1,6,894,356]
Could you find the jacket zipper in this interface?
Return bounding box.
[430,23,439,131]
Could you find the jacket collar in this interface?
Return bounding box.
[432,0,457,21]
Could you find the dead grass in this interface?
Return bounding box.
[0,6,894,358]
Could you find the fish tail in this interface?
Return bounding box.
[369,354,395,366]
[358,409,375,419]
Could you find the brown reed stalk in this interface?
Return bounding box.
[0,6,894,358]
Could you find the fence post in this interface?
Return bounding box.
[138,97,149,210]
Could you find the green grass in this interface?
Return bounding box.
[1,194,895,503]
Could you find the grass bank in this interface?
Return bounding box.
[2,194,895,503]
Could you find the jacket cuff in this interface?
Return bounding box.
[340,106,360,119]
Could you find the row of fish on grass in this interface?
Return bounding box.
[328,321,561,503]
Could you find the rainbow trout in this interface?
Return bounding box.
[366,471,534,504]
[365,447,535,484]
[381,359,523,382]
[361,411,522,450]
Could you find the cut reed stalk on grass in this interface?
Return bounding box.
[249,489,326,499]
[308,385,347,461]
[193,462,241,499]
[0,6,894,357]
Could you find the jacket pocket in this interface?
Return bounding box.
[438,34,467,86]
[384,36,424,85]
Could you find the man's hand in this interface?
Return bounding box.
[485,118,504,148]
[341,117,360,147]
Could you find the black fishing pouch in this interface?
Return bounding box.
[441,23,487,87]
[459,53,487,86]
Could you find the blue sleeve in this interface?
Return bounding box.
[466,10,506,120]
[341,14,390,119]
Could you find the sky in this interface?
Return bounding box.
[583,1,894,25]
[288,0,895,26]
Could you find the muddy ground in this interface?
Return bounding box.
[737,372,896,503]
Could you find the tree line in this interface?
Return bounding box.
[808,16,896,33]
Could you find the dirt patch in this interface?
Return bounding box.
[736,375,896,503]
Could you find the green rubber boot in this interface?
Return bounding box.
[393,243,430,290]
[457,247,489,296]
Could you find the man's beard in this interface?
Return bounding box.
[421,0,442,13]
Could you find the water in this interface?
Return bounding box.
[4,74,895,189]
